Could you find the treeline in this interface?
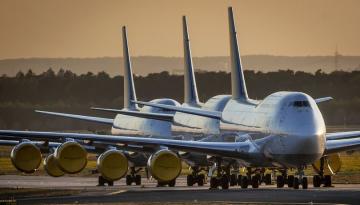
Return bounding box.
[0,68,359,130]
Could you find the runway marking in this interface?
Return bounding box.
[106,190,127,195]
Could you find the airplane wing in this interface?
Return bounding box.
[325,137,360,154]
[91,107,174,122]
[133,101,222,120]
[0,130,250,158]
[35,110,113,125]
[315,97,333,104]
[326,131,360,140]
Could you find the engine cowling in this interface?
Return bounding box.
[97,150,128,181]
[147,150,182,182]
[44,154,65,177]
[312,153,342,175]
[54,141,87,174]
[10,142,42,173]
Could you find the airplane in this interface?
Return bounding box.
[0,7,359,190]
[33,16,233,187]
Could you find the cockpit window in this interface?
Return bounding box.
[292,101,310,107]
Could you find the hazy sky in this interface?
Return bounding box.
[1,0,359,59]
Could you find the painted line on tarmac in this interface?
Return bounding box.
[106,190,127,195]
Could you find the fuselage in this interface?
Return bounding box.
[220,91,326,167]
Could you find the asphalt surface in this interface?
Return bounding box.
[0,175,359,204]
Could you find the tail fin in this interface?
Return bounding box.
[182,16,200,105]
[228,7,248,101]
[122,26,138,110]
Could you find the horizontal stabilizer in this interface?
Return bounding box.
[315,97,333,104]
[133,101,222,120]
[91,107,174,122]
[35,110,113,125]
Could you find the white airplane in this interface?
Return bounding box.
[0,7,359,190]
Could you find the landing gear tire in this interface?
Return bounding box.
[126,175,132,186]
[98,176,106,186]
[276,175,285,188]
[210,177,218,189]
[108,180,114,186]
[313,175,321,187]
[230,174,237,186]
[293,177,299,189]
[302,177,308,189]
[237,175,242,186]
[221,175,229,190]
[264,173,272,185]
[240,176,249,189]
[187,175,194,186]
[168,179,176,187]
[324,175,332,187]
[251,175,259,188]
[135,175,141,185]
[198,174,205,186]
[287,175,294,187]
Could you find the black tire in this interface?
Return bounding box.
[276,175,284,188]
[287,175,294,187]
[313,175,321,187]
[302,177,308,189]
[210,177,218,189]
[230,174,237,186]
[135,175,141,185]
[265,174,272,185]
[237,175,242,186]
[324,175,332,187]
[108,180,114,186]
[98,176,105,186]
[241,176,248,189]
[187,175,194,186]
[251,175,259,188]
[168,179,176,187]
[126,175,132,186]
[221,175,229,189]
[198,174,205,186]
[293,177,299,189]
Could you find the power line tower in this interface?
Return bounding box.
[334,44,340,70]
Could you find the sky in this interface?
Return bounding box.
[0,0,359,59]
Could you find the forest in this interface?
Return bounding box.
[0,68,359,131]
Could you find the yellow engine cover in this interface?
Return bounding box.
[312,153,342,175]
[44,154,65,177]
[54,141,87,174]
[97,150,128,181]
[148,150,182,182]
[10,142,42,173]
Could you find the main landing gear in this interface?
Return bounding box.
[313,157,332,187]
[187,166,206,186]
[126,167,142,186]
[157,179,177,187]
[98,175,114,186]
[276,168,308,189]
[237,168,263,189]
[209,159,230,189]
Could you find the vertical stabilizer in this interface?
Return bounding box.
[122,26,138,110]
[228,7,248,101]
[182,16,200,105]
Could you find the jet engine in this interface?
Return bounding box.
[147,149,182,182]
[97,150,128,181]
[44,154,65,177]
[54,141,87,174]
[10,141,42,173]
[312,153,342,175]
